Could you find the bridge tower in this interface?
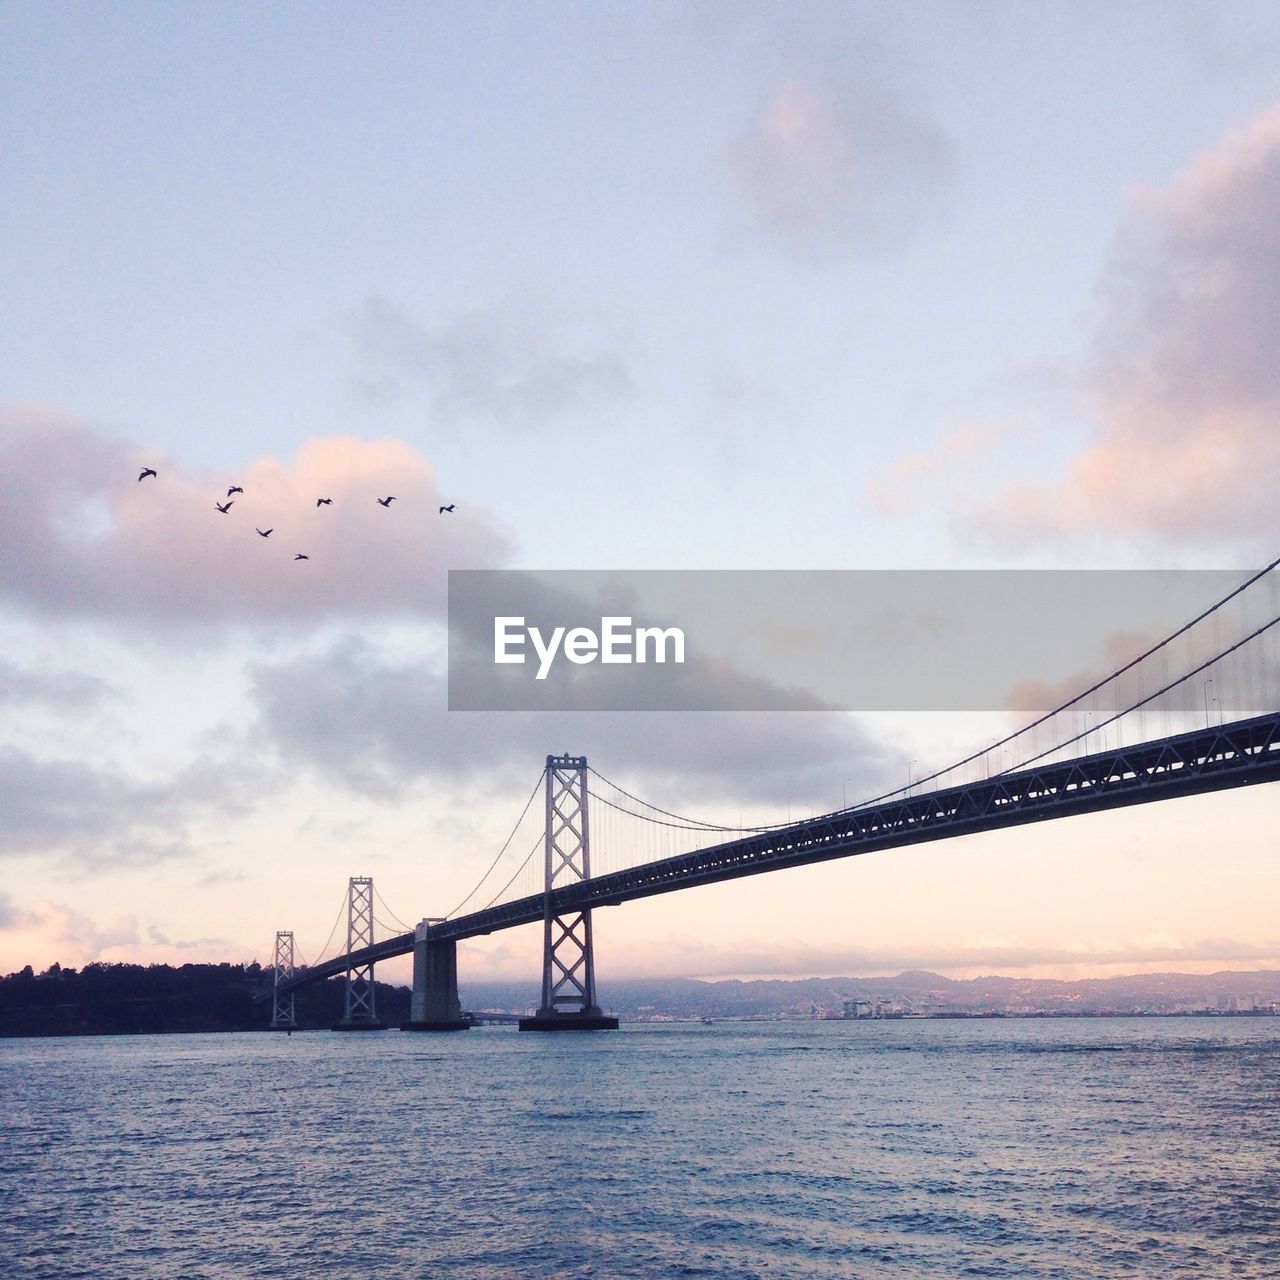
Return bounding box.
[333,876,387,1031]
[270,929,296,1030]
[520,754,618,1030]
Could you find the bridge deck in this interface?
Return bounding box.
[278,712,1280,994]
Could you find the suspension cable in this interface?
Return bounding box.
[587,784,768,833]
[846,557,1280,811]
[587,766,791,833]
[585,561,1280,834]
[477,836,543,912]
[994,607,1280,779]
[445,770,545,918]
[372,884,413,933]
[299,891,348,970]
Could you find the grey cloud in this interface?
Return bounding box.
[0,657,113,709]
[448,570,838,712]
[249,634,905,809]
[195,868,248,887]
[0,750,180,862]
[355,296,633,426]
[147,924,224,950]
[449,568,1266,715]
[725,40,952,260]
[0,747,278,867]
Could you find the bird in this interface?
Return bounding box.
[377,496,396,507]
[439,504,455,514]
[316,498,332,507]
[294,553,309,561]
[138,468,157,482]
[256,528,273,538]
[215,501,234,514]
[227,486,243,496]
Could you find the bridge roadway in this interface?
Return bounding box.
[278,711,1280,995]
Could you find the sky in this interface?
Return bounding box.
[3,0,1280,988]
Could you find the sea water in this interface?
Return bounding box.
[3,1018,1278,1278]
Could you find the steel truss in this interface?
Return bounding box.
[342,876,379,1024]
[536,755,602,1017]
[271,930,296,1029]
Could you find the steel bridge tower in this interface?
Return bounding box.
[333,876,386,1031]
[519,754,618,1030]
[270,930,296,1030]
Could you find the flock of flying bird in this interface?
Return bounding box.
[136,466,455,561]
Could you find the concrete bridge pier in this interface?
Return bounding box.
[401,923,471,1031]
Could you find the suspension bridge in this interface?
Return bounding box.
[266,562,1280,1031]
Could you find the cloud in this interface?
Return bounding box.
[0,894,238,972]
[447,571,846,712]
[0,896,140,959]
[249,634,905,807]
[0,657,112,708]
[0,406,511,625]
[0,747,273,866]
[969,104,1280,549]
[354,296,633,425]
[1004,614,1280,723]
[867,420,1017,518]
[145,924,224,951]
[726,56,952,261]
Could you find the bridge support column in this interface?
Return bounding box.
[401,923,471,1031]
[333,875,387,1031]
[520,754,618,1031]
[270,930,296,1030]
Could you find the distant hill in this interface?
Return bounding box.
[462,969,1280,1019]
[2,962,1277,1036]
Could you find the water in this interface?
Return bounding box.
[3,1019,1278,1279]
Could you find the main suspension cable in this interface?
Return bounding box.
[478,836,543,912]
[587,766,792,833]
[445,770,545,918]
[299,891,348,970]
[847,557,1280,812]
[372,884,413,934]
[994,607,1280,779]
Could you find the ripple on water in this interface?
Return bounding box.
[1,1020,1278,1279]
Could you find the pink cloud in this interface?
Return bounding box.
[727,64,951,260]
[973,105,1280,548]
[0,895,140,973]
[0,406,511,623]
[867,419,1015,517]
